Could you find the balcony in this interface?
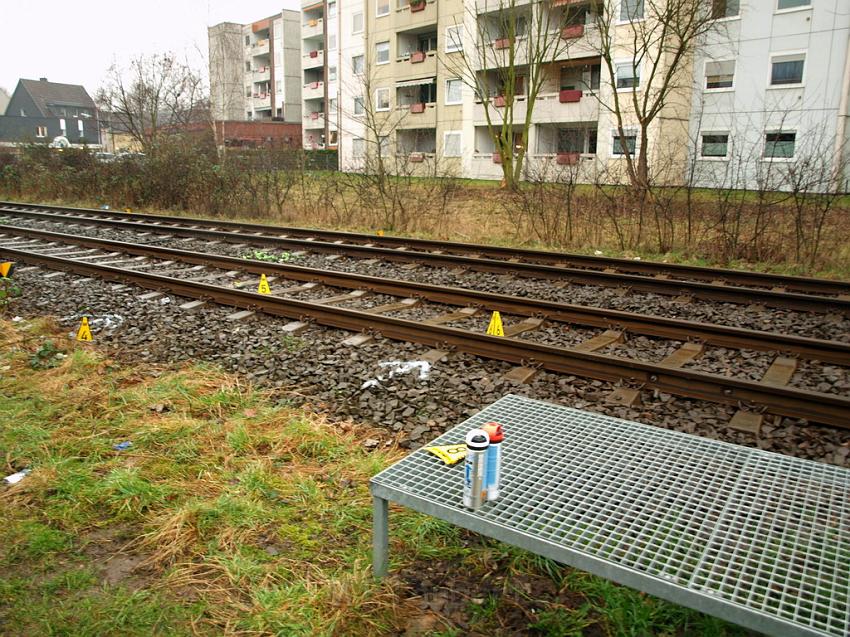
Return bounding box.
[393,0,437,30]
[303,49,324,69]
[252,67,271,82]
[252,39,270,56]
[302,17,323,39]
[253,95,272,110]
[473,91,598,124]
[396,103,436,128]
[304,111,325,129]
[302,81,324,100]
[395,51,437,79]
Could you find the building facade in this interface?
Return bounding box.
[209,12,302,123]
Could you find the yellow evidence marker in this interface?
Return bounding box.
[76,317,93,342]
[257,274,271,294]
[424,444,468,465]
[0,262,14,278]
[486,311,504,337]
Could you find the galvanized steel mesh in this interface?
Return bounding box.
[372,394,850,636]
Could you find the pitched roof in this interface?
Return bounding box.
[17,79,96,116]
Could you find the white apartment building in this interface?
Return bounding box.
[336,0,850,189]
[209,12,302,123]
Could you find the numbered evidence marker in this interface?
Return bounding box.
[257,274,271,295]
[0,262,14,278]
[486,311,504,337]
[76,317,93,342]
[424,444,467,465]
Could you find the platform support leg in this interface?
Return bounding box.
[372,495,389,578]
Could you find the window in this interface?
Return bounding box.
[352,54,364,74]
[612,132,636,155]
[379,135,390,156]
[376,41,390,64]
[330,98,338,113]
[329,1,336,17]
[701,133,729,158]
[770,53,805,86]
[59,118,66,133]
[558,128,584,153]
[705,60,735,90]
[711,0,739,18]
[245,35,250,46]
[620,0,644,21]
[78,120,84,134]
[587,130,598,154]
[36,126,47,138]
[354,96,365,115]
[777,0,810,9]
[764,132,796,158]
[377,0,389,17]
[615,62,640,90]
[445,78,462,105]
[352,138,365,156]
[276,80,282,92]
[245,61,251,71]
[376,87,390,111]
[329,66,337,82]
[329,34,337,50]
[444,131,462,157]
[446,25,463,53]
[353,11,364,33]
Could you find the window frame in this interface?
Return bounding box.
[776,0,811,13]
[699,131,730,160]
[352,137,365,157]
[704,58,736,92]
[443,131,462,157]
[353,11,364,34]
[352,54,365,74]
[376,0,390,17]
[36,125,47,138]
[375,87,391,112]
[763,130,797,161]
[611,130,638,156]
[618,0,644,23]
[768,50,806,88]
[376,40,390,65]
[354,95,365,115]
[614,60,640,92]
[445,78,463,105]
[710,0,740,20]
[445,25,463,53]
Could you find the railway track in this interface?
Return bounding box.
[2,200,849,314]
[2,225,849,428]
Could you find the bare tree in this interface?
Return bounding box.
[98,53,207,153]
[590,0,723,191]
[444,0,578,190]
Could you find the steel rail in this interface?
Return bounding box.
[3,225,849,366]
[2,244,849,428]
[0,208,848,314]
[3,199,849,296]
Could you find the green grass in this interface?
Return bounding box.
[0,318,751,635]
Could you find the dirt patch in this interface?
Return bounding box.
[80,525,155,590]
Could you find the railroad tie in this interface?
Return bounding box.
[659,342,704,368]
[728,356,798,434]
[281,321,310,335]
[420,349,449,364]
[503,317,545,338]
[423,307,480,325]
[341,333,373,346]
[315,289,370,305]
[503,367,538,384]
[370,298,420,314]
[574,329,624,353]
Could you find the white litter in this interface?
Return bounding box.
[61,313,124,330]
[594,250,603,256]
[360,360,432,389]
[4,469,30,485]
[11,316,23,322]
[159,297,172,305]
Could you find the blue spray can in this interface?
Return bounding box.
[482,422,504,501]
[463,429,490,510]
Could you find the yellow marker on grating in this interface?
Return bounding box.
[486,311,504,337]
[0,262,13,278]
[424,444,467,465]
[257,274,271,294]
[76,317,93,342]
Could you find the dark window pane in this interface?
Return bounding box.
[771,59,804,85]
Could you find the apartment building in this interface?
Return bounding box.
[337,0,850,189]
[209,13,302,123]
[301,0,341,149]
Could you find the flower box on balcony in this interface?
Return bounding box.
[559,89,583,103]
[410,0,426,12]
[310,81,320,89]
[492,152,502,164]
[494,38,513,49]
[409,103,426,114]
[410,51,427,63]
[308,18,318,26]
[311,112,320,120]
[310,50,319,58]
[556,152,581,165]
[561,24,584,39]
[409,153,425,162]
[493,95,506,107]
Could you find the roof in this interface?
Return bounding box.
[17,78,96,116]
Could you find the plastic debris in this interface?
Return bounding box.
[360,360,431,389]
[4,469,30,484]
[159,297,172,305]
[11,316,23,322]
[112,441,133,451]
[594,250,603,256]
[99,204,110,210]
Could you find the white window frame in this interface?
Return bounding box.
[36,126,47,138]
[711,0,741,21]
[611,129,638,157]
[618,0,644,23]
[375,87,390,111]
[352,11,364,34]
[703,59,735,92]
[445,78,463,105]
[699,131,730,160]
[329,66,337,82]
[376,0,390,17]
[379,135,390,156]
[443,131,462,157]
[78,120,84,134]
[768,50,806,89]
[352,54,364,74]
[59,118,66,133]
[376,41,390,65]
[763,130,797,161]
[354,96,365,115]
[352,137,365,157]
[776,0,811,13]
[445,25,463,53]
[614,60,640,92]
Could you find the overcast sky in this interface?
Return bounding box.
[0,1,299,95]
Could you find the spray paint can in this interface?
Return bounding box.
[481,422,504,501]
[463,429,490,510]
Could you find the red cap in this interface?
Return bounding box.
[482,422,504,443]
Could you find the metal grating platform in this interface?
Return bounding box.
[370,394,850,637]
